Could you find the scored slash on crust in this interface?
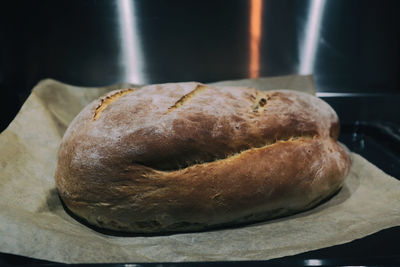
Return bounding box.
[131,135,316,172]
[251,94,271,113]
[93,88,137,120]
[165,84,208,113]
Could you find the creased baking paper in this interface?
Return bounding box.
[1,75,399,264]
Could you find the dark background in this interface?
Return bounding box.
[1,1,400,265]
[1,0,400,131]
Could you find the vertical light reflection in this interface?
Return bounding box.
[249,0,263,78]
[299,0,326,75]
[117,0,145,83]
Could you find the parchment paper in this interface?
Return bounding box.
[1,75,400,264]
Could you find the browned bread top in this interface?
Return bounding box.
[60,82,339,171]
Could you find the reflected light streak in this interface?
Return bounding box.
[249,0,263,78]
[304,259,323,266]
[117,0,145,83]
[299,0,326,74]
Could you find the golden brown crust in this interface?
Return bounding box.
[55,82,351,233]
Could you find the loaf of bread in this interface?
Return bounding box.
[55,82,351,233]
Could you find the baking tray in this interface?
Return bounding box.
[1,120,399,266]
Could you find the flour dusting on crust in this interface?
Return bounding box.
[60,82,341,172]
